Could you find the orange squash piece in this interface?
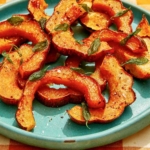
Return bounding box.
[78,0,110,31]
[46,0,85,34]
[16,66,106,130]
[112,16,150,79]
[0,19,51,79]
[67,55,135,124]
[0,44,34,105]
[90,59,106,91]
[92,0,133,33]
[28,0,49,21]
[136,15,150,37]
[36,85,84,107]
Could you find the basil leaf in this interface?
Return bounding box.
[71,67,85,74]
[38,17,47,30]
[81,102,91,129]
[54,23,69,31]
[88,38,101,56]
[121,57,149,66]
[7,16,24,26]
[29,65,50,81]
[112,7,131,18]
[120,28,141,45]
[2,51,13,64]
[32,40,48,52]
[80,4,92,13]
[76,39,83,45]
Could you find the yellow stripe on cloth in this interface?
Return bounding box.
[0,0,6,4]
[137,0,150,4]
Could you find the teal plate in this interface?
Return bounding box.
[0,0,150,149]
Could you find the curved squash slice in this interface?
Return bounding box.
[16,66,105,130]
[67,55,135,124]
[0,44,33,105]
[113,16,150,79]
[92,0,133,33]
[52,28,147,62]
[78,0,110,31]
[36,85,84,107]
[0,19,51,79]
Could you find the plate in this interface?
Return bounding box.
[0,0,150,149]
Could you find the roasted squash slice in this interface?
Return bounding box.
[36,85,84,107]
[136,15,150,37]
[67,55,135,124]
[78,0,110,31]
[46,0,85,34]
[113,16,150,79]
[52,28,147,62]
[16,66,106,130]
[0,44,33,105]
[92,0,133,33]
[0,19,51,79]
[28,0,49,21]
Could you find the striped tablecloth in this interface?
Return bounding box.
[0,0,150,150]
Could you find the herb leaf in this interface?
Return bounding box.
[75,39,83,45]
[88,38,101,56]
[2,51,13,64]
[29,65,50,81]
[38,17,47,30]
[121,57,149,66]
[112,7,131,18]
[54,23,69,31]
[80,4,92,13]
[120,28,141,45]
[32,40,48,52]
[7,16,24,26]
[71,67,85,74]
[81,102,91,129]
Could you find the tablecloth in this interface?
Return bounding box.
[0,0,150,149]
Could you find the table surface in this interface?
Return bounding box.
[0,0,150,150]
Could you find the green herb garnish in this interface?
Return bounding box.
[54,23,69,31]
[120,28,141,45]
[88,38,101,56]
[112,7,131,18]
[39,17,47,30]
[29,65,50,81]
[80,4,92,13]
[71,67,85,74]
[2,51,13,64]
[121,57,149,66]
[7,16,24,26]
[32,40,48,52]
[75,39,84,45]
[81,102,91,129]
